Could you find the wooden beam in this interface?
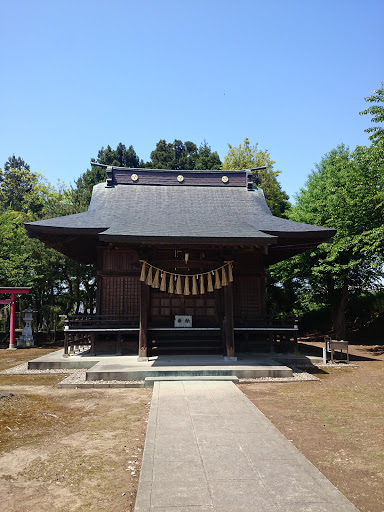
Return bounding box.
[90,332,96,356]
[223,283,235,357]
[139,282,149,358]
[64,332,69,357]
[116,332,122,355]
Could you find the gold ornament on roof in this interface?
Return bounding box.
[222,175,229,183]
[131,173,138,182]
[177,175,184,183]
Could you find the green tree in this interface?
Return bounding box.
[72,142,143,209]
[271,143,384,338]
[195,140,222,170]
[97,142,143,168]
[359,81,384,143]
[0,210,36,286]
[3,155,30,172]
[222,138,290,217]
[149,139,199,170]
[0,159,54,216]
[0,157,98,330]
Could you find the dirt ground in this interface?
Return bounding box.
[1,344,383,512]
[240,342,384,512]
[0,348,151,512]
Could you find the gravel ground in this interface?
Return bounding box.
[238,367,320,383]
[0,362,83,375]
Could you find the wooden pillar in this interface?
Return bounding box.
[64,332,69,356]
[224,283,235,358]
[116,332,122,355]
[139,282,149,358]
[259,270,267,317]
[268,332,274,353]
[90,332,96,356]
[96,247,102,314]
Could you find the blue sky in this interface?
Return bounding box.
[1,0,383,202]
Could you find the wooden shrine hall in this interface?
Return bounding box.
[25,166,335,358]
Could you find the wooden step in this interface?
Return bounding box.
[150,335,222,356]
[151,340,221,346]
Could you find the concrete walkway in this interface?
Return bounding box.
[135,381,358,512]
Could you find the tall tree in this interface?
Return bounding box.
[71,142,143,210]
[195,141,222,170]
[0,157,98,329]
[3,155,30,172]
[222,138,290,217]
[359,81,384,144]
[97,142,143,168]
[149,139,199,170]
[0,210,36,286]
[271,142,384,338]
[0,158,55,216]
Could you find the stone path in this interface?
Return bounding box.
[135,381,358,511]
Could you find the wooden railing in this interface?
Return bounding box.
[66,314,139,329]
[63,314,299,356]
[64,315,139,356]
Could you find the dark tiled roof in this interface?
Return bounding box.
[25,178,335,243]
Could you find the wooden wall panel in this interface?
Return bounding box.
[150,291,218,327]
[102,249,139,273]
[233,275,263,326]
[100,276,140,319]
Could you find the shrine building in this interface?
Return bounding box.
[25,166,335,358]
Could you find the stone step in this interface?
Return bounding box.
[86,365,293,381]
[144,375,239,387]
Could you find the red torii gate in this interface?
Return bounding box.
[0,287,31,349]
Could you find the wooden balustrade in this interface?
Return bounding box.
[63,314,299,356]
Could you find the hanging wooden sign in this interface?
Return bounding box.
[139,261,233,295]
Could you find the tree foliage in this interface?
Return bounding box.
[71,143,144,210]
[149,139,199,170]
[97,142,143,168]
[149,139,221,170]
[0,210,36,286]
[0,158,55,216]
[270,141,384,338]
[3,155,30,172]
[222,138,290,217]
[359,82,384,143]
[194,141,222,170]
[0,157,97,332]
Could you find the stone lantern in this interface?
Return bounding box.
[17,306,36,348]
